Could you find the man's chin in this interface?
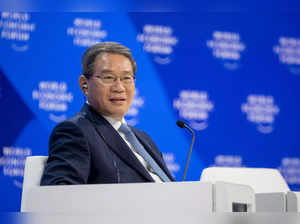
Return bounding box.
[107,109,127,119]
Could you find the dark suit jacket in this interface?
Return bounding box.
[40,104,175,185]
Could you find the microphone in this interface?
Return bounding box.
[176,120,195,181]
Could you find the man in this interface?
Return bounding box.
[40,42,175,185]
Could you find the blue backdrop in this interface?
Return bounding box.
[1,11,300,211]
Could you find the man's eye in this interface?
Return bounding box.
[103,76,114,80]
[122,76,132,80]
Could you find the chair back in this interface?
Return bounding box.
[200,167,290,193]
[21,156,48,211]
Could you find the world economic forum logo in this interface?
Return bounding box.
[0,146,32,188]
[278,157,300,185]
[173,90,214,131]
[212,155,243,167]
[273,36,300,75]
[67,17,107,47]
[207,30,246,70]
[137,24,178,65]
[241,94,279,134]
[32,81,74,123]
[0,12,36,52]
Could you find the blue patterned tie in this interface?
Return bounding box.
[119,123,170,182]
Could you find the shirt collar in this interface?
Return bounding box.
[86,101,126,130]
[102,115,126,131]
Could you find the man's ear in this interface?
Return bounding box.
[79,75,88,95]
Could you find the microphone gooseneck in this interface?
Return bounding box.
[176,120,195,181]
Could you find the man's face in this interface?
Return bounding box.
[86,53,135,121]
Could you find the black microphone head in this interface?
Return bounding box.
[176,120,186,128]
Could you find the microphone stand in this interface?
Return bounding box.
[182,125,195,181]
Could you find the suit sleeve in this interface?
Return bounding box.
[40,121,91,185]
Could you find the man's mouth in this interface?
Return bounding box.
[109,98,126,103]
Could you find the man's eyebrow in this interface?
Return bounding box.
[100,69,114,73]
[122,71,133,75]
[100,69,133,74]
[99,69,133,76]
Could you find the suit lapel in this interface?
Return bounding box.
[133,128,175,181]
[83,104,154,182]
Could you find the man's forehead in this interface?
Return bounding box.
[95,52,127,61]
[94,53,133,72]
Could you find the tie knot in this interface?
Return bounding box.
[119,123,131,135]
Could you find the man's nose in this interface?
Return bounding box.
[111,78,125,92]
